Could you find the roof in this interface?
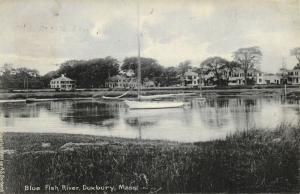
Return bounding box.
[51,74,73,82]
[184,70,198,76]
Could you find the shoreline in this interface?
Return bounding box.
[1,87,300,100]
[3,126,300,193]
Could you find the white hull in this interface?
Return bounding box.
[124,100,184,109]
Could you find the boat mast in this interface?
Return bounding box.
[137,0,141,100]
[26,77,29,99]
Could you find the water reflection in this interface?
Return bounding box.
[0,103,40,118]
[58,101,119,126]
[0,96,299,142]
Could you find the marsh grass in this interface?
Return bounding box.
[4,125,300,193]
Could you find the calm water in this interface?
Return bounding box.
[1,96,299,142]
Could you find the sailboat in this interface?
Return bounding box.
[124,2,184,109]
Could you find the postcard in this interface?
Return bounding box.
[0,0,299,193]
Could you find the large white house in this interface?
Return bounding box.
[287,69,300,85]
[182,69,199,87]
[256,73,280,85]
[228,68,257,86]
[50,74,75,91]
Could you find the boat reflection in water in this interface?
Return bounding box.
[1,96,299,142]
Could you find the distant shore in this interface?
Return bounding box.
[3,124,300,193]
[1,86,300,100]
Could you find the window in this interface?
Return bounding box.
[259,78,262,83]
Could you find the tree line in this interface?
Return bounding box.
[1,46,299,89]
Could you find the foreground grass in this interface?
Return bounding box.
[4,125,300,193]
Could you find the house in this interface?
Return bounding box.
[256,73,280,85]
[105,75,137,89]
[182,69,199,87]
[50,74,75,91]
[287,69,300,85]
[256,71,264,85]
[228,69,245,85]
[228,68,257,86]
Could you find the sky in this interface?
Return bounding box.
[0,0,299,75]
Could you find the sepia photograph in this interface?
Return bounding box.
[0,0,299,193]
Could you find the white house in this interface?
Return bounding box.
[182,69,199,87]
[264,73,280,85]
[105,75,137,89]
[287,69,300,85]
[228,68,257,86]
[50,74,75,91]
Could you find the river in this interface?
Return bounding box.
[1,96,299,142]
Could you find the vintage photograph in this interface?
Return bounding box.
[0,0,299,193]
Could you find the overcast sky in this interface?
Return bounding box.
[0,0,299,75]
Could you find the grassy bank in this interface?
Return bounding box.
[4,124,300,193]
[1,87,299,100]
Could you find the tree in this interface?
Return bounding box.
[293,64,300,70]
[177,60,192,76]
[157,66,181,86]
[53,57,119,88]
[121,57,164,82]
[0,66,43,89]
[41,71,58,88]
[233,46,262,85]
[222,61,241,84]
[200,57,229,86]
[290,47,300,64]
